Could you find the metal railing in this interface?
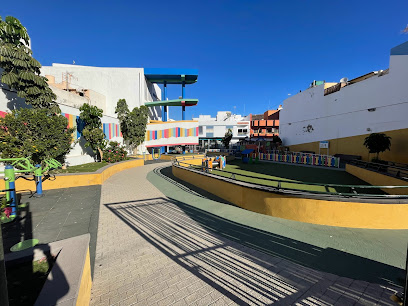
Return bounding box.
[173,157,408,199]
[349,159,408,182]
[258,151,340,168]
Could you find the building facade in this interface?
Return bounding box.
[0,64,200,165]
[249,108,281,139]
[193,111,250,149]
[279,41,408,163]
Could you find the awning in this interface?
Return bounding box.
[241,149,254,154]
[144,68,198,84]
[145,99,198,107]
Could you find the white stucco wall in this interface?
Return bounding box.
[279,53,408,146]
[41,64,162,119]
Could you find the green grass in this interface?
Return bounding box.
[50,161,108,174]
[207,160,383,195]
[7,257,54,306]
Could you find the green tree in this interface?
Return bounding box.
[79,104,106,161]
[0,16,59,112]
[221,128,233,148]
[115,99,149,152]
[363,133,392,160]
[0,109,74,163]
[272,135,282,144]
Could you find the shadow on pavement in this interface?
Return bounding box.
[105,190,404,304]
[155,165,404,284]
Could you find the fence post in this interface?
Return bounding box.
[4,165,17,217]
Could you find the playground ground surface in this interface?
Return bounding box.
[205,159,383,194]
[1,186,100,276]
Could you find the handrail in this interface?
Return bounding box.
[174,157,408,198]
[349,159,408,181]
[349,159,408,172]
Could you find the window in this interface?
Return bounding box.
[206,133,214,137]
[243,129,247,133]
[226,125,234,131]
[199,126,203,135]
[238,129,243,133]
[206,125,214,132]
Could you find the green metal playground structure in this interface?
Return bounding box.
[0,157,62,222]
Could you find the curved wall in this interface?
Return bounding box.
[172,165,408,229]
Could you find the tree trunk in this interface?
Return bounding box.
[97,147,103,162]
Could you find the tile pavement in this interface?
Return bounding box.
[90,163,400,305]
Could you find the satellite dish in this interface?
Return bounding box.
[340,77,348,83]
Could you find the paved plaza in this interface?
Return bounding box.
[90,163,404,305]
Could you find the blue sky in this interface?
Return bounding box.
[2,1,407,120]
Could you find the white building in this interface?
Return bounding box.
[193,111,250,149]
[1,63,202,164]
[41,63,162,119]
[1,63,163,165]
[279,41,408,163]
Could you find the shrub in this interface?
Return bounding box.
[102,141,127,163]
[363,133,391,160]
[0,108,74,164]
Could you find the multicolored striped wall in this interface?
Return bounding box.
[102,123,122,139]
[61,113,81,140]
[146,127,199,141]
[61,112,121,140]
[1,111,121,141]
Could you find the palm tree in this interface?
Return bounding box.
[363,133,392,160]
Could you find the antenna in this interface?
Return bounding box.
[62,71,77,90]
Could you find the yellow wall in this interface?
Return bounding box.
[134,154,153,161]
[76,248,92,306]
[8,159,144,192]
[173,166,408,229]
[324,82,338,89]
[288,128,408,164]
[346,164,408,195]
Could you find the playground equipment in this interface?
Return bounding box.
[0,157,62,221]
[201,155,226,172]
[152,148,161,160]
[241,149,254,164]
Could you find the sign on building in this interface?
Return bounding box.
[319,141,329,149]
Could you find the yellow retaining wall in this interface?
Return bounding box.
[173,166,408,229]
[134,154,153,161]
[76,248,92,306]
[160,155,175,161]
[346,164,408,195]
[161,154,204,161]
[8,159,144,192]
[288,128,408,164]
